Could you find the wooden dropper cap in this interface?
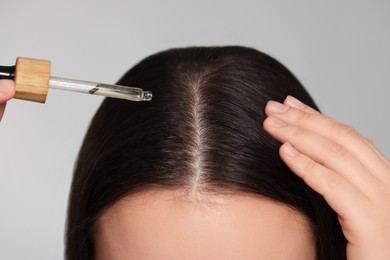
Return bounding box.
[14,57,51,103]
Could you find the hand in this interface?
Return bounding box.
[263,96,390,260]
[0,80,15,122]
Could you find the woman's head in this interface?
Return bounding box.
[66,46,346,259]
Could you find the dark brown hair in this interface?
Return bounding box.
[66,46,346,259]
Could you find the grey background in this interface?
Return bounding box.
[0,1,389,259]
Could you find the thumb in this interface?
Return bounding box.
[0,80,16,103]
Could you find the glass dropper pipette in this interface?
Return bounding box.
[0,57,152,103]
[48,76,152,102]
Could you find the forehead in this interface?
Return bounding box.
[95,189,316,260]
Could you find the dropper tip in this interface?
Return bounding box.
[143,91,153,101]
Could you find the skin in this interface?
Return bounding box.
[95,189,316,260]
[0,80,15,122]
[263,96,390,259]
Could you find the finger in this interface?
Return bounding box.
[363,137,390,168]
[282,96,390,169]
[279,142,368,220]
[265,101,389,179]
[263,116,379,196]
[0,102,6,122]
[283,95,320,115]
[284,96,390,168]
[0,80,16,103]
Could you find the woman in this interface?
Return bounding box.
[2,46,389,259]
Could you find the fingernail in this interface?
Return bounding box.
[284,143,299,157]
[267,101,289,113]
[266,116,287,127]
[285,96,305,109]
